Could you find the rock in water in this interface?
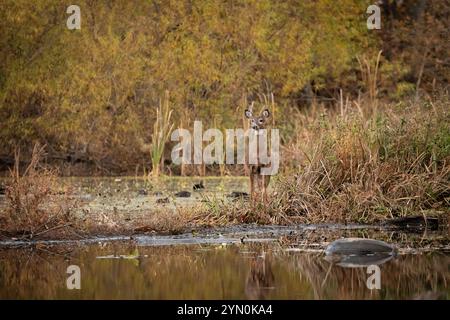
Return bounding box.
[156,197,170,204]
[325,238,395,256]
[137,189,148,196]
[175,191,191,198]
[227,191,249,199]
[193,181,205,191]
[325,238,397,268]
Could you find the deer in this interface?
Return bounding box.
[244,103,272,203]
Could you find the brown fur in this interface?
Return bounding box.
[245,105,271,203]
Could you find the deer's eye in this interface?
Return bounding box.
[258,119,263,124]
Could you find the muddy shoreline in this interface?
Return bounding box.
[1,176,448,244]
[1,223,449,253]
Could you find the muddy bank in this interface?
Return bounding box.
[1,224,449,254]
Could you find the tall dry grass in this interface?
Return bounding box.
[0,145,79,238]
[192,95,449,225]
[276,95,449,223]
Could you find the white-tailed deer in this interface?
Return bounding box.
[244,104,271,203]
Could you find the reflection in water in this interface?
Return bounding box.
[245,252,275,300]
[287,250,448,300]
[324,252,395,268]
[0,242,448,299]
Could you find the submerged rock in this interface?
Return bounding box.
[227,191,249,199]
[193,181,205,191]
[137,189,148,196]
[325,238,397,268]
[175,191,191,198]
[156,197,170,204]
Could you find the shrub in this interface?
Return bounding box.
[0,144,78,238]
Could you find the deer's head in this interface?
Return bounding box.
[245,105,271,132]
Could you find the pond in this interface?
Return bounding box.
[0,225,448,299]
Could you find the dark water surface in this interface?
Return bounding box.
[0,225,448,299]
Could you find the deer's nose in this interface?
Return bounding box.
[251,125,259,130]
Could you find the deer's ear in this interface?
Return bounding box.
[244,109,253,118]
[262,109,271,118]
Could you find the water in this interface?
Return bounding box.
[0,177,448,299]
[0,225,448,299]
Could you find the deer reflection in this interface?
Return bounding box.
[245,252,275,300]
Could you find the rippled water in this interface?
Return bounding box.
[1,225,448,299]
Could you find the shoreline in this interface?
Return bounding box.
[1,220,448,246]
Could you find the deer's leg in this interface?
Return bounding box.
[265,175,271,204]
[262,175,267,204]
[250,173,255,201]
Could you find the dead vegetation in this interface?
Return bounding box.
[0,144,79,239]
[132,209,195,234]
[0,95,448,239]
[276,95,450,223]
[0,145,194,238]
[190,95,450,225]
